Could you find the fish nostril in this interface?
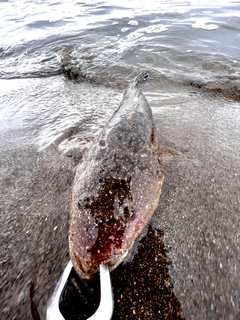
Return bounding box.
[99,140,106,146]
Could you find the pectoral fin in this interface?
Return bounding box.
[158,146,180,165]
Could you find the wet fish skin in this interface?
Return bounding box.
[69,73,164,279]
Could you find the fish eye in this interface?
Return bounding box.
[77,200,82,209]
[123,206,135,221]
[123,206,129,218]
[78,196,93,209]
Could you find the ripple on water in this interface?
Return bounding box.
[0,1,239,92]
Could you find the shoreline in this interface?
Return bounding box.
[1,77,240,319]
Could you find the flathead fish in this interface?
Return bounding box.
[69,73,164,279]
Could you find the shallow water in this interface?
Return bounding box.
[1,1,240,83]
[0,1,240,319]
[1,0,240,148]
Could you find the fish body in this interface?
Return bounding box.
[69,74,164,279]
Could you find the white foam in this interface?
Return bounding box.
[143,24,169,33]
[202,11,214,14]
[126,24,170,41]
[149,18,162,23]
[192,20,219,30]
[127,31,144,41]
[128,20,138,26]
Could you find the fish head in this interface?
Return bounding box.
[69,167,164,279]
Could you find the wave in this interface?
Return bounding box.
[1,41,240,102]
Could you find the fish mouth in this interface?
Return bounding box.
[72,252,97,279]
[72,248,128,279]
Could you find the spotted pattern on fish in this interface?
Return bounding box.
[69,73,164,279]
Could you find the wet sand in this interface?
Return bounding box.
[0,145,74,319]
[0,77,240,319]
[0,142,184,320]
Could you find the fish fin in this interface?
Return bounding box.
[158,146,180,165]
[51,120,95,162]
[59,136,94,162]
[158,146,202,168]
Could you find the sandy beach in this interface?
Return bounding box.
[1,75,239,319]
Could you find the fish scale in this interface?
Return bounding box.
[69,73,164,279]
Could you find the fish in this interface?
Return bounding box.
[69,73,164,279]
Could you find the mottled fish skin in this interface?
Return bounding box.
[69,73,164,279]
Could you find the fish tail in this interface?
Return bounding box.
[134,72,149,86]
